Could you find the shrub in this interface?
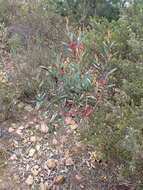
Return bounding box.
[81,101,143,188]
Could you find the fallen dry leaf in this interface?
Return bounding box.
[64,117,78,130]
[30,136,37,142]
[25,175,34,185]
[46,159,57,169]
[65,157,74,166]
[28,148,36,157]
[40,122,49,133]
[54,175,64,185]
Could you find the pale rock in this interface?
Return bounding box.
[65,157,74,166]
[16,129,22,135]
[52,138,58,145]
[18,126,24,130]
[60,158,66,165]
[28,148,36,157]
[26,164,30,171]
[17,102,25,109]
[31,168,39,176]
[9,154,17,160]
[35,144,40,151]
[70,123,78,130]
[64,117,78,130]
[40,122,49,133]
[11,123,16,128]
[8,127,15,133]
[39,183,48,190]
[25,175,34,185]
[33,165,39,169]
[35,124,40,130]
[43,162,48,170]
[30,136,37,142]
[46,159,56,169]
[29,121,34,125]
[75,174,82,181]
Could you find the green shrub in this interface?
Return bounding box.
[0,0,21,25]
[81,101,143,188]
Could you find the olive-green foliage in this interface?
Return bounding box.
[0,82,15,120]
[47,0,120,23]
[81,102,143,188]
[0,0,21,25]
[4,1,67,101]
[84,1,143,104]
[81,2,143,188]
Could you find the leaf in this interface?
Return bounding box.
[24,105,33,112]
[105,68,117,80]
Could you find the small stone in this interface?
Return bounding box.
[25,175,34,185]
[70,123,78,130]
[11,123,16,128]
[17,102,25,109]
[16,129,22,135]
[33,165,39,169]
[65,157,74,166]
[39,183,48,190]
[9,154,17,160]
[43,162,48,170]
[26,164,30,171]
[54,175,64,185]
[40,122,49,133]
[8,127,15,133]
[35,124,40,130]
[35,144,40,151]
[75,175,82,181]
[29,121,34,125]
[65,117,78,130]
[18,126,24,130]
[28,148,36,157]
[31,169,39,176]
[30,136,37,142]
[46,159,56,169]
[52,138,58,145]
[80,184,84,189]
[60,158,66,165]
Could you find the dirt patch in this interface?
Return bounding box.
[0,112,131,190]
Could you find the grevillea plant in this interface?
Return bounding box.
[40,29,117,118]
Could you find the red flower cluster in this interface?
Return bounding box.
[63,110,77,117]
[67,100,73,105]
[69,41,84,56]
[58,69,64,75]
[69,41,77,52]
[81,106,95,116]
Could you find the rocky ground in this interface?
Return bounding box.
[0,107,131,190]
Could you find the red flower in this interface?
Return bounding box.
[63,112,68,117]
[69,41,77,52]
[58,69,64,75]
[67,100,73,105]
[70,111,77,117]
[81,106,95,116]
[80,43,84,51]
